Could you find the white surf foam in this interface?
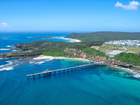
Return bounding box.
[0,65,6,68]
[46,58,54,61]
[36,61,45,64]
[118,68,140,78]
[0,48,11,50]
[0,67,14,71]
[0,60,18,71]
[6,61,13,65]
[0,64,14,71]
[133,73,140,78]
[30,58,54,65]
[12,50,16,52]
[6,45,12,48]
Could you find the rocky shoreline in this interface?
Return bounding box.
[65,48,140,74]
[0,47,139,75]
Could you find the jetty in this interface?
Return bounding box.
[27,62,106,79]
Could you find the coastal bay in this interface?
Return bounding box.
[0,32,140,105]
[2,0,140,104]
[0,38,138,76]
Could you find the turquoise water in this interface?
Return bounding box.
[0,33,140,105]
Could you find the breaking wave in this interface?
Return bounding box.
[133,73,140,78]
[7,45,12,48]
[30,58,54,65]
[12,50,17,52]
[0,66,14,71]
[0,48,11,50]
[0,58,54,71]
[0,60,19,71]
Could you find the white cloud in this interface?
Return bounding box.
[0,22,10,27]
[115,1,140,11]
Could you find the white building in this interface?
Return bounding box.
[105,40,140,47]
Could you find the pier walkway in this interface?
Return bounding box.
[27,62,106,79]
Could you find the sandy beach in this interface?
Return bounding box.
[53,37,81,42]
[33,55,140,78]
[33,55,89,61]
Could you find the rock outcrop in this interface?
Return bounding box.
[65,48,133,69]
[105,59,132,68]
[65,48,106,61]
[65,48,91,59]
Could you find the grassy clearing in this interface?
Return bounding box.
[99,44,140,54]
[99,44,125,53]
[125,46,140,54]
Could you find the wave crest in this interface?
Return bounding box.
[0,60,18,71]
[0,67,14,71]
[0,48,11,51]
[133,73,140,78]
[30,58,54,65]
[7,45,12,48]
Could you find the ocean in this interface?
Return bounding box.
[0,32,140,105]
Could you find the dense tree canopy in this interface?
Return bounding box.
[7,41,105,58]
[65,32,140,42]
[115,52,140,66]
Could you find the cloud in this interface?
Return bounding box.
[0,22,10,27]
[115,1,140,11]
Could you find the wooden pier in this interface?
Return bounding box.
[27,62,105,79]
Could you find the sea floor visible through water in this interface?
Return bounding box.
[0,33,140,105]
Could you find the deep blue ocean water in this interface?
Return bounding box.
[0,33,140,105]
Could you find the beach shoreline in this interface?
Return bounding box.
[33,55,140,77]
[1,54,140,78]
[53,37,81,42]
[33,55,89,61]
[110,65,140,78]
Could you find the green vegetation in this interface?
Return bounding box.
[65,32,140,42]
[15,41,103,51]
[131,67,140,70]
[6,41,105,58]
[99,44,125,53]
[125,46,140,54]
[114,52,140,66]
[98,44,140,55]
[43,49,80,57]
[80,48,107,57]
[3,33,140,67]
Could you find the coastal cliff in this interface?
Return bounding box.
[65,48,133,69]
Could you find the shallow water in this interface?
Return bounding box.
[0,33,140,105]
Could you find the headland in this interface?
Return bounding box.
[0,31,140,77]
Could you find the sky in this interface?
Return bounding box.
[0,0,140,32]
